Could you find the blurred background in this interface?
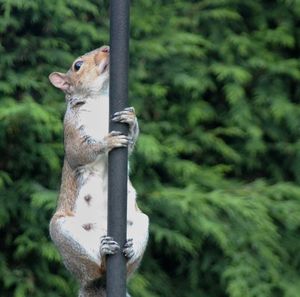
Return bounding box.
[1,0,300,296]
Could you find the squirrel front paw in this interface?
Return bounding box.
[111,107,136,127]
[123,238,135,260]
[100,236,135,259]
[100,235,120,257]
[104,131,132,151]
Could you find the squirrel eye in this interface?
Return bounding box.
[74,61,83,71]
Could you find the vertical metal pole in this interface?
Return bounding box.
[107,1,130,297]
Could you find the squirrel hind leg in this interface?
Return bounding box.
[50,215,104,284]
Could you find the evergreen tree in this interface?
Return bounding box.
[0,0,300,297]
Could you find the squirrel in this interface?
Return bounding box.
[48,45,149,297]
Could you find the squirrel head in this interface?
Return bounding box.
[49,45,110,96]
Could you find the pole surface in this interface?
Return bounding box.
[107,1,130,297]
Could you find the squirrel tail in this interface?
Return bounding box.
[78,288,131,297]
[78,286,106,297]
[78,278,131,297]
[78,288,132,297]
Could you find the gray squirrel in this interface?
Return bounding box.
[48,45,149,297]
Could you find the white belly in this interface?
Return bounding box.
[74,157,108,226]
[77,96,109,142]
[74,161,137,230]
[74,96,109,226]
[71,95,138,233]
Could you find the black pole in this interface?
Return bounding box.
[107,1,130,297]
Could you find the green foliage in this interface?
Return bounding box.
[1,0,300,296]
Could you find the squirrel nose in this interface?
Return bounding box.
[101,46,110,53]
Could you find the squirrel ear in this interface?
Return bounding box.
[49,72,71,92]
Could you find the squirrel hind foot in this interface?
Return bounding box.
[99,235,120,257]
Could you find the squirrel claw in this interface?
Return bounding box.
[109,131,122,136]
[100,235,120,256]
[105,131,130,150]
[124,107,135,112]
[111,107,136,125]
[123,238,135,259]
